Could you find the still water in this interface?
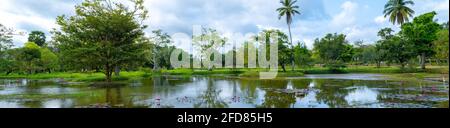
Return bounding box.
[0,74,448,108]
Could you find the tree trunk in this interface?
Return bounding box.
[376,61,381,68]
[6,71,12,75]
[105,64,112,82]
[114,66,120,77]
[288,24,295,72]
[282,64,286,72]
[420,53,426,70]
[153,46,158,71]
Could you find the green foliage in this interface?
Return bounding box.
[54,0,149,82]
[28,31,46,47]
[0,24,15,74]
[150,30,174,70]
[259,29,290,72]
[401,12,440,55]
[293,42,313,68]
[39,48,59,72]
[401,11,441,69]
[376,29,415,68]
[193,28,227,70]
[313,33,353,65]
[433,29,449,59]
[0,24,13,51]
[383,0,415,25]
[17,42,41,74]
[276,0,300,25]
[353,41,378,65]
[277,0,300,71]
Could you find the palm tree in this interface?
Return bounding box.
[277,0,300,71]
[383,0,415,25]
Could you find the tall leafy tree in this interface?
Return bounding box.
[0,24,14,51]
[401,12,441,70]
[28,31,46,47]
[54,0,149,82]
[377,28,415,68]
[313,33,351,66]
[293,42,313,68]
[0,49,21,75]
[39,48,59,73]
[193,28,226,70]
[359,45,378,65]
[373,28,395,67]
[352,40,368,64]
[433,25,449,64]
[259,30,290,72]
[18,42,41,74]
[150,29,172,70]
[277,0,300,71]
[374,43,388,68]
[383,0,415,25]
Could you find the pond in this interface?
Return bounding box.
[0,74,448,108]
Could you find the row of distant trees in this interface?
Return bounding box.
[313,12,448,70]
[0,28,58,75]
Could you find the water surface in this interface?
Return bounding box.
[0,74,448,108]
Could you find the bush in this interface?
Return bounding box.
[324,61,347,73]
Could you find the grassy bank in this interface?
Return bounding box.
[301,66,449,74]
[0,71,151,82]
[0,66,447,82]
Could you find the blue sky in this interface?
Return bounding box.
[1,0,448,50]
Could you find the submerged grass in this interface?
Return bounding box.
[437,101,449,108]
[385,73,449,82]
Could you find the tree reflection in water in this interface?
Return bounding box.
[314,79,354,108]
[260,91,296,108]
[194,78,228,108]
[105,87,123,106]
[238,79,259,104]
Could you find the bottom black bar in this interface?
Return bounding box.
[0,108,448,127]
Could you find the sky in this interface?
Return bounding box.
[1,0,449,50]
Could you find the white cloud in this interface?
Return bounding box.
[425,0,449,12]
[414,0,449,22]
[1,0,448,50]
[0,0,76,47]
[374,15,387,24]
[343,26,379,43]
[331,1,358,27]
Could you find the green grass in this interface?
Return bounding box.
[300,66,449,74]
[0,66,447,82]
[238,70,304,78]
[0,71,152,82]
[162,68,245,75]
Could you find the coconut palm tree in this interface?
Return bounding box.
[383,0,415,25]
[277,0,300,71]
